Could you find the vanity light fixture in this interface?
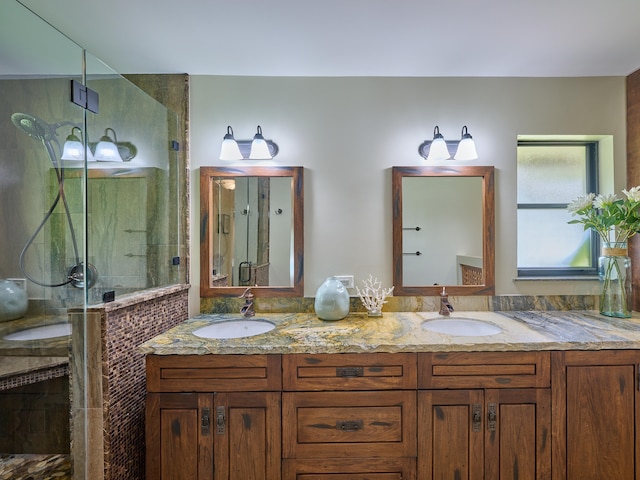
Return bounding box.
[219,126,243,160]
[94,128,123,162]
[249,126,271,159]
[426,126,450,161]
[418,125,478,161]
[92,127,137,162]
[453,126,478,160]
[219,125,279,160]
[61,126,95,161]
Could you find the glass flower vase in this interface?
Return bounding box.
[598,242,632,318]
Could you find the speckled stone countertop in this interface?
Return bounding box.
[139,310,640,355]
[0,315,70,357]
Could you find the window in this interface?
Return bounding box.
[517,141,598,277]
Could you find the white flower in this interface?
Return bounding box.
[623,186,640,202]
[593,193,618,209]
[567,193,595,214]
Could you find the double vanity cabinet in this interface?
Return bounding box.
[145,347,640,480]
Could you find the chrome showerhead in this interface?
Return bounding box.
[11,112,51,142]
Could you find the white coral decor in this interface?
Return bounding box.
[355,275,394,317]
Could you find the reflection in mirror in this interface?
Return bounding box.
[200,166,303,297]
[392,166,495,296]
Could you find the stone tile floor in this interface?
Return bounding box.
[0,454,71,479]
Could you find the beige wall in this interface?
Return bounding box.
[188,76,626,316]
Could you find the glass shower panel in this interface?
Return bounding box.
[84,54,182,304]
[0,1,85,478]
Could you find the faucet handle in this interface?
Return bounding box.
[239,287,254,300]
[239,287,255,317]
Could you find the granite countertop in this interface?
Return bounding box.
[139,310,640,355]
[0,315,70,357]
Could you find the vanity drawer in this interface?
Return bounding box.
[146,354,282,392]
[418,351,550,389]
[283,391,416,458]
[282,458,416,480]
[283,353,417,391]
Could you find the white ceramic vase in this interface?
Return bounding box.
[314,276,350,321]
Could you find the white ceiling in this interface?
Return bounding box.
[16,0,640,77]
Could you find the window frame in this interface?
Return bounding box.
[516,140,599,277]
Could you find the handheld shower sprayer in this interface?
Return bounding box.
[11,112,98,289]
[11,113,52,142]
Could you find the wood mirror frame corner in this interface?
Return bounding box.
[392,165,495,296]
[200,165,304,298]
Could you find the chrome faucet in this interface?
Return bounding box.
[239,288,255,317]
[439,287,454,316]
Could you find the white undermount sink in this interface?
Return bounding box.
[4,323,72,341]
[422,318,502,337]
[192,318,276,339]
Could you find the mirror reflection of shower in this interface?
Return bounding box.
[11,112,98,289]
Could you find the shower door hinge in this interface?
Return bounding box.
[71,79,99,113]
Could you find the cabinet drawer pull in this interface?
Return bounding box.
[336,367,364,377]
[336,420,364,432]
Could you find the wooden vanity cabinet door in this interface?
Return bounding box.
[418,388,550,480]
[484,388,551,480]
[146,392,281,480]
[418,390,484,480]
[146,393,214,480]
[552,350,640,480]
[214,392,281,480]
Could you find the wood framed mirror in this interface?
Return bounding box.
[200,166,304,297]
[392,165,495,296]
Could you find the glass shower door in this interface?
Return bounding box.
[0,2,87,478]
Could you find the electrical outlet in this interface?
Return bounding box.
[335,275,354,289]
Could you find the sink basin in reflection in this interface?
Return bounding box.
[192,319,276,339]
[422,318,502,337]
[4,323,72,341]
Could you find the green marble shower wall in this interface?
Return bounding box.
[2,74,187,311]
[1,77,84,313]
